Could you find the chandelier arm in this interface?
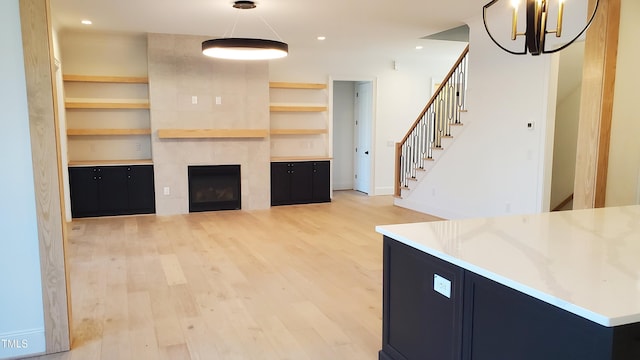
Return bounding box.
[542,0,600,54]
[483,1,528,55]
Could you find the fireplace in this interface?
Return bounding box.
[188,165,241,212]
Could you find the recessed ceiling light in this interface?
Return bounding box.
[317,36,326,41]
[81,20,93,25]
[416,46,424,50]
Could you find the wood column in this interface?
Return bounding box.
[573,0,621,209]
[19,0,71,353]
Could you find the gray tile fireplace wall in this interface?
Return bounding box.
[147,33,270,215]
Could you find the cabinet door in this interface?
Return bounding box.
[271,162,291,205]
[463,272,615,360]
[97,166,129,214]
[289,161,314,203]
[69,167,100,218]
[382,237,464,360]
[311,161,330,202]
[127,165,155,214]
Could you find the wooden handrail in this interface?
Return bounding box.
[394,45,469,197]
[552,193,574,211]
[400,45,469,146]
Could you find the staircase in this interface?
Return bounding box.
[395,45,469,197]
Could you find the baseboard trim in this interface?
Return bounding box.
[375,186,395,196]
[0,328,45,359]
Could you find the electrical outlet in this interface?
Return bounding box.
[191,96,198,105]
[215,96,222,105]
[163,187,170,195]
[434,274,451,298]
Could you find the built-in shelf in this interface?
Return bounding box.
[269,82,327,90]
[270,129,328,135]
[63,75,149,84]
[269,80,329,160]
[270,105,327,112]
[271,156,333,162]
[65,101,150,109]
[68,159,153,166]
[67,128,152,136]
[157,129,269,139]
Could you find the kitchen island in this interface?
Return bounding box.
[376,206,640,360]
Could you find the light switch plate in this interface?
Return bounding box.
[434,274,451,298]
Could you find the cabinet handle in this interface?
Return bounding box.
[93,176,97,180]
[98,176,102,180]
[128,175,131,179]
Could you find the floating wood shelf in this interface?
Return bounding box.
[63,75,149,84]
[270,105,327,112]
[271,156,333,162]
[65,101,150,109]
[270,129,328,135]
[67,128,151,136]
[68,159,153,166]
[269,82,327,90]
[157,129,269,139]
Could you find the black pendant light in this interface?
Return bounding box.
[202,1,288,60]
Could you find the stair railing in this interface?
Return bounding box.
[395,45,469,197]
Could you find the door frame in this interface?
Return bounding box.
[329,76,377,195]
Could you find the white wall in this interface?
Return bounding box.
[333,81,355,190]
[396,17,558,219]
[606,0,640,206]
[270,41,467,195]
[550,43,584,209]
[0,1,46,358]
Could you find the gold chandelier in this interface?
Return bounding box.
[483,0,599,55]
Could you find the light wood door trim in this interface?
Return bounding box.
[573,0,621,209]
[19,0,71,353]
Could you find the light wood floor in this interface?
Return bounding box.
[33,191,439,360]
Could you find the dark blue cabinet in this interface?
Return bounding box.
[69,165,155,218]
[271,161,330,206]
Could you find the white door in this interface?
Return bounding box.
[354,81,372,194]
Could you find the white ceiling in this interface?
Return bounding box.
[50,0,484,59]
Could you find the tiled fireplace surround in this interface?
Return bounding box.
[148,33,271,215]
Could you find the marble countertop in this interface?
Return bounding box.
[376,206,640,327]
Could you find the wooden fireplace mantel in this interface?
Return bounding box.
[157,129,269,139]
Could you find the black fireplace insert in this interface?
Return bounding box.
[188,165,241,212]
